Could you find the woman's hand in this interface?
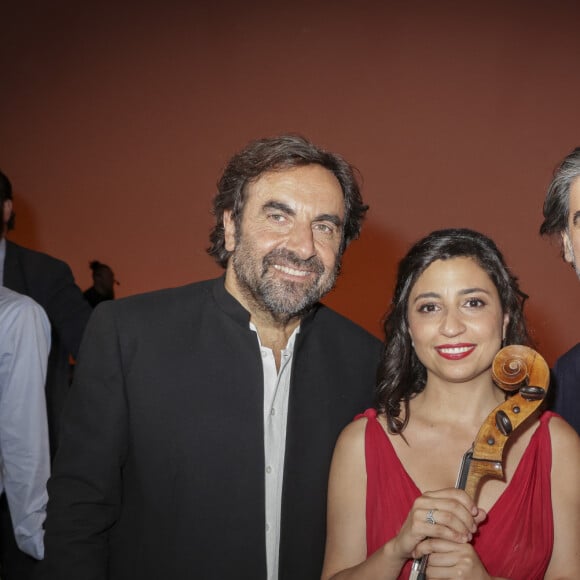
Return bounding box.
[412,538,497,579]
[390,488,486,562]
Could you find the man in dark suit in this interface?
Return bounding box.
[39,135,382,580]
[540,147,580,434]
[0,170,92,451]
[0,170,92,580]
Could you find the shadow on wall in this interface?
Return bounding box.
[322,220,406,340]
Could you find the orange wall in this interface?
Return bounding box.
[1,1,579,366]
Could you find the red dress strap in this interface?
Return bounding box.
[363,409,555,580]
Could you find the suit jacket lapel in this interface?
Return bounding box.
[3,241,26,293]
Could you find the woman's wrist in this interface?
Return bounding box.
[379,537,409,571]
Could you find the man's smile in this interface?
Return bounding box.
[272,264,313,277]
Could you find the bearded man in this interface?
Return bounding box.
[39,135,382,580]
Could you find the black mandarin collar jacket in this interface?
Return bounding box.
[41,276,382,580]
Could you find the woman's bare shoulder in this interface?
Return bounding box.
[548,413,580,456]
[335,414,369,450]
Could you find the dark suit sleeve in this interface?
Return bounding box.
[41,259,91,359]
[552,347,580,434]
[38,302,128,580]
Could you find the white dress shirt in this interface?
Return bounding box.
[251,323,299,580]
[0,286,51,559]
[0,236,6,285]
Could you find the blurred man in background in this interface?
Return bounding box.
[0,169,91,576]
[0,169,91,450]
[0,287,51,580]
[83,260,118,308]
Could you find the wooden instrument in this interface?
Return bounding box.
[409,345,549,580]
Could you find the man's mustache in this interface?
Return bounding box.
[262,249,324,276]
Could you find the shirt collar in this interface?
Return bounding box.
[249,320,301,351]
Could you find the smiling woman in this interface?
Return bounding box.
[376,229,529,436]
[407,256,508,388]
[321,228,580,580]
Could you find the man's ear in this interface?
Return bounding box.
[223,210,236,252]
[562,231,574,264]
[2,199,13,227]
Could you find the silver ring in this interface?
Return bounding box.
[426,509,436,525]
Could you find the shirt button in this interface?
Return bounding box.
[270,408,276,416]
[261,350,267,358]
[266,465,272,474]
[266,523,270,532]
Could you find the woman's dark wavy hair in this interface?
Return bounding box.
[375,228,531,435]
[207,134,368,268]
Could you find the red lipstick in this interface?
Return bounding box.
[435,343,476,360]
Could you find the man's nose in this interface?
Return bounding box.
[286,222,316,260]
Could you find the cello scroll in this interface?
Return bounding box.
[465,345,550,498]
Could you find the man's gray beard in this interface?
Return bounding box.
[232,250,340,324]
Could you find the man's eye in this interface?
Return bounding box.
[313,223,335,235]
[269,213,286,223]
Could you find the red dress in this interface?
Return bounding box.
[361,408,554,580]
